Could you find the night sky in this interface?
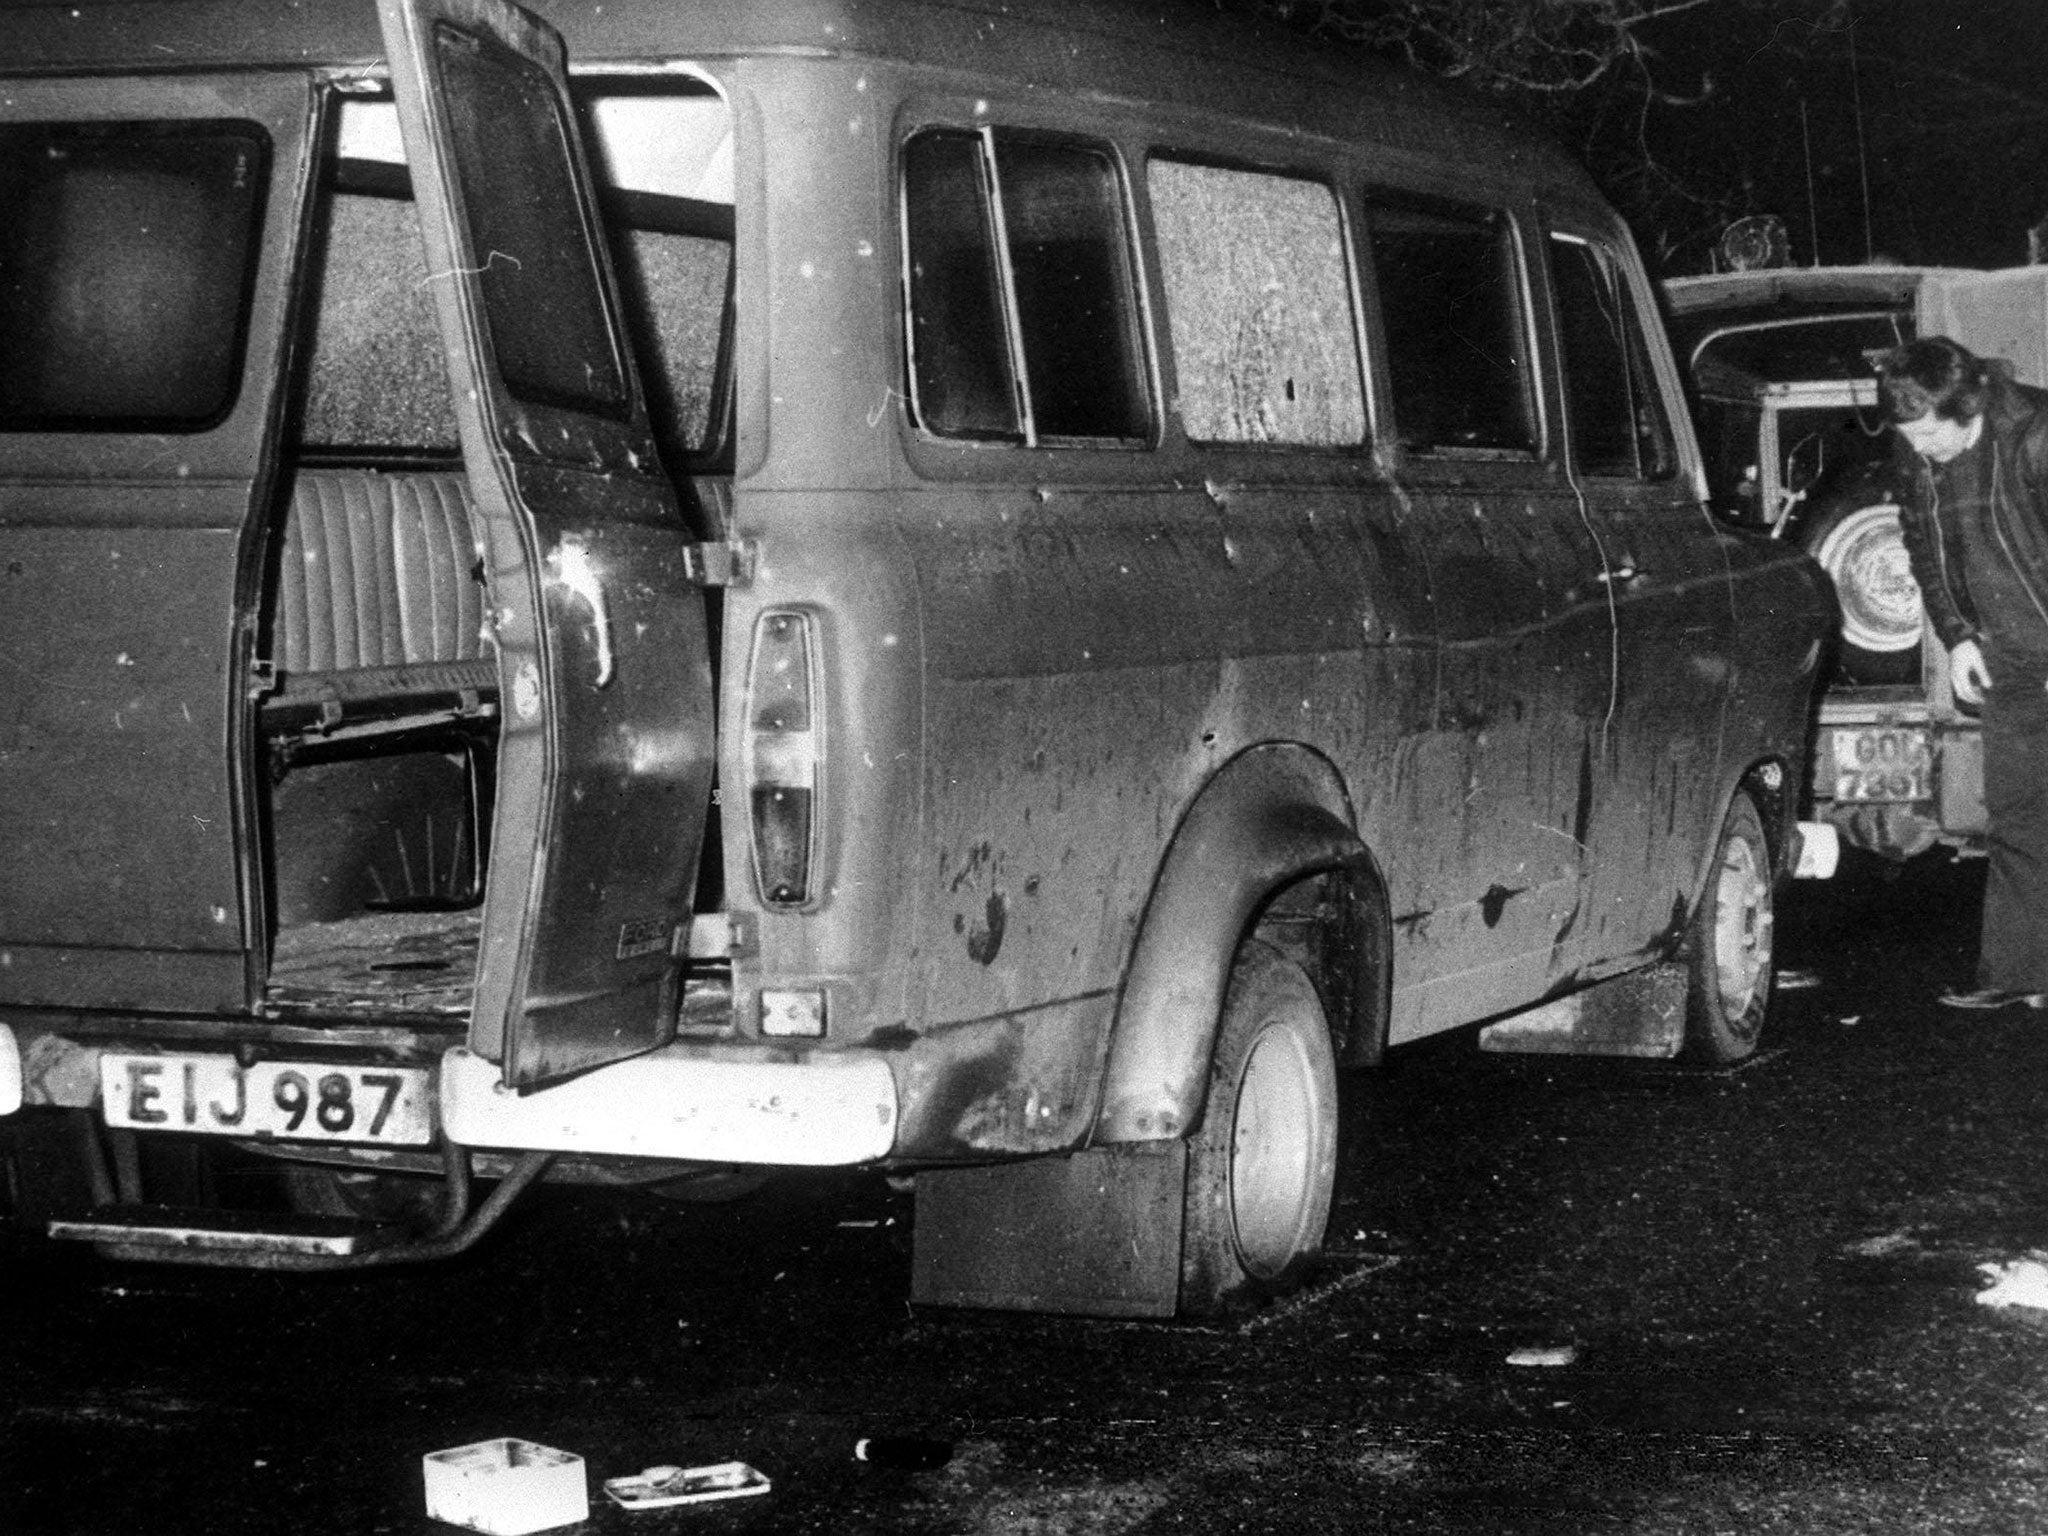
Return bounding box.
[1576,0,2048,274]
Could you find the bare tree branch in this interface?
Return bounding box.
[1255,0,1719,97]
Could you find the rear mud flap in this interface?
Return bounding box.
[911,1142,1187,1318]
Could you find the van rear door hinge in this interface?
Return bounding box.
[683,539,757,589]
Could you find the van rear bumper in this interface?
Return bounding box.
[438,1044,898,1166]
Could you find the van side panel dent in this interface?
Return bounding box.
[889,993,1114,1156]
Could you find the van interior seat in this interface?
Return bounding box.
[268,468,496,717]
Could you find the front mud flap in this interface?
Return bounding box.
[911,1142,1187,1318]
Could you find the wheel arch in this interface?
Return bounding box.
[1683,759,1794,940]
[1091,743,1390,1146]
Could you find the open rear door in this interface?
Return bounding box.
[377,0,715,1088]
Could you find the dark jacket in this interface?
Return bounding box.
[1894,372,2048,658]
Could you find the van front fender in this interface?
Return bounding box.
[1093,745,1382,1145]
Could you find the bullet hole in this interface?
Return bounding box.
[967,892,1007,965]
[1480,883,1525,928]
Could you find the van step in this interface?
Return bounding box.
[48,1204,403,1259]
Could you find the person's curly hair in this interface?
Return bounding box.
[1876,336,1993,424]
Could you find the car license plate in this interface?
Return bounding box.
[1831,727,1933,803]
[100,1053,435,1146]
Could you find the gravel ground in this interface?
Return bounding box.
[8,853,2048,1534]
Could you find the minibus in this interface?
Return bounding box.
[0,0,1832,1316]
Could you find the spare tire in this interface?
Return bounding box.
[1796,468,1922,686]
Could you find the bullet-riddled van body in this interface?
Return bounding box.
[0,0,1830,1315]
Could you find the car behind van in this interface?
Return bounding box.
[1667,263,2048,865]
[0,0,1831,1316]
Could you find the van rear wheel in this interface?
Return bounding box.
[1179,940,1339,1315]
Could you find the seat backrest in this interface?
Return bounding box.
[274,470,484,677]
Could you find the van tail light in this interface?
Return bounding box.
[744,610,819,907]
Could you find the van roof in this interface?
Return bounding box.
[0,0,1598,203]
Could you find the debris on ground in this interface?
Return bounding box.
[422,1437,587,1534]
[1976,1259,2048,1310]
[604,1462,771,1509]
[1505,1345,1578,1368]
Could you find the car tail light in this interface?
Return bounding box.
[744,610,819,907]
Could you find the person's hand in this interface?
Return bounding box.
[1951,637,1992,704]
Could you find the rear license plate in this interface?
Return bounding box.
[100,1054,434,1146]
[1831,727,1933,803]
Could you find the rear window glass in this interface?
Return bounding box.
[1367,195,1534,455]
[1148,159,1365,447]
[431,22,629,420]
[302,187,458,451]
[0,121,267,432]
[304,87,733,461]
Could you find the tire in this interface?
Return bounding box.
[1797,478,1922,686]
[1180,940,1340,1315]
[1683,791,1775,1064]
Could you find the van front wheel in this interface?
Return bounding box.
[1683,791,1775,1064]
[1180,940,1339,1315]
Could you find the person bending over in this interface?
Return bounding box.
[1881,336,2048,1011]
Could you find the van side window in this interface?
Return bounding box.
[1548,232,1675,480]
[902,128,1147,445]
[1147,159,1364,447]
[0,121,267,432]
[1366,195,1534,455]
